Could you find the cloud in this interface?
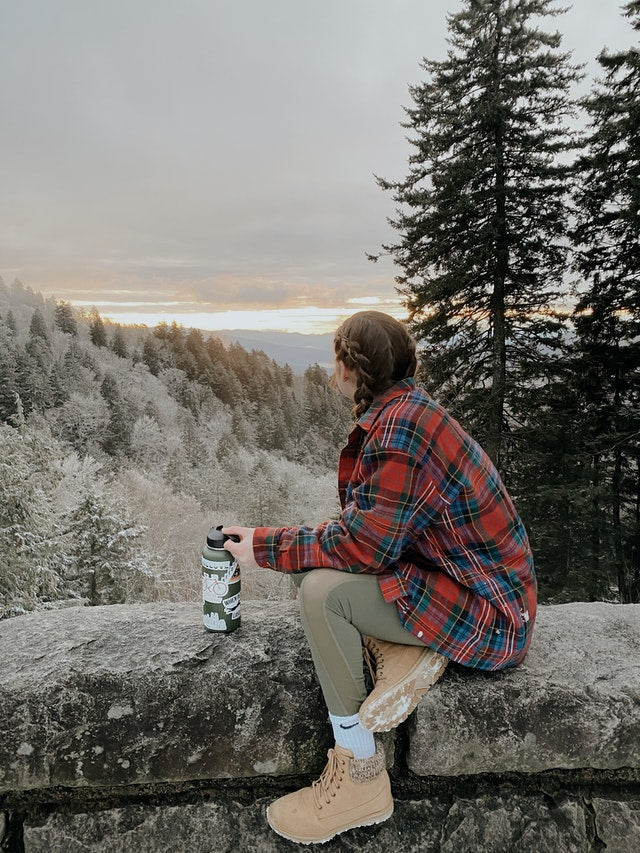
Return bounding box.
[1,0,633,332]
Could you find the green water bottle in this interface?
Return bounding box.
[202,525,241,633]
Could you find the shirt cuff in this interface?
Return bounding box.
[252,526,283,570]
[378,571,408,603]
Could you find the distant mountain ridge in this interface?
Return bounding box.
[214,330,333,373]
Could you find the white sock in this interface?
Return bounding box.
[328,712,376,759]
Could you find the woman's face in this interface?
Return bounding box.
[333,357,358,400]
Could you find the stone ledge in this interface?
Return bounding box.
[1,600,639,797]
[410,602,640,776]
[0,602,334,794]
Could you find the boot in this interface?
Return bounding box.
[266,742,393,844]
[359,636,448,732]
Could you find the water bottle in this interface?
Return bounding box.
[202,525,241,633]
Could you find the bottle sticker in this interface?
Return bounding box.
[202,557,238,585]
[202,557,233,569]
[203,612,227,631]
[223,592,240,614]
[203,576,228,603]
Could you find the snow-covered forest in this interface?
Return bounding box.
[0,279,351,619]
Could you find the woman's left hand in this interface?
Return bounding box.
[222,526,260,570]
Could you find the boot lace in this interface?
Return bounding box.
[312,749,345,809]
[363,637,385,685]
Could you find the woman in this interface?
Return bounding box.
[224,310,536,845]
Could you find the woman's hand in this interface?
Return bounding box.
[222,526,260,570]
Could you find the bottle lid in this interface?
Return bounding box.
[206,525,239,548]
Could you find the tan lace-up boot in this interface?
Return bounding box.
[359,636,448,732]
[266,742,392,844]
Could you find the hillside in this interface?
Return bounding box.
[0,278,352,619]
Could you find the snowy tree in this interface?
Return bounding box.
[89,310,107,348]
[65,490,153,605]
[54,301,78,336]
[0,423,64,617]
[111,325,129,359]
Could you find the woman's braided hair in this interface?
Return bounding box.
[334,311,417,419]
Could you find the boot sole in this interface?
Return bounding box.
[359,650,448,732]
[266,802,394,845]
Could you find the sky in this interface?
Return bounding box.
[0,1,634,334]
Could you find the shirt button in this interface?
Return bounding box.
[417,631,423,638]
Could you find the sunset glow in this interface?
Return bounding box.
[72,298,407,335]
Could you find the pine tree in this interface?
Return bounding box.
[570,0,640,602]
[27,308,50,348]
[373,0,581,470]
[54,301,78,336]
[66,491,150,605]
[89,310,107,348]
[142,336,161,376]
[100,374,133,457]
[5,310,18,334]
[0,423,64,617]
[111,325,129,359]
[0,320,20,422]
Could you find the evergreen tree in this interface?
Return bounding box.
[0,423,64,617]
[54,301,78,336]
[179,410,208,467]
[373,0,581,470]
[62,339,94,394]
[570,0,640,602]
[510,364,600,601]
[49,357,70,407]
[26,308,52,368]
[18,308,55,413]
[111,325,129,359]
[5,309,18,334]
[66,490,150,605]
[142,336,161,376]
[0,320,20,422]
[302,364,351,459]
[100,373,132,457]
[27,308,51,348]
[89,310,108,348]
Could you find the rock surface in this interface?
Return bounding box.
[22,793,592,853]
[0,602,334,793]
[2,602,640,793]
[410,602,640,776]
[592,797,640,853]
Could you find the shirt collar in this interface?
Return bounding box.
[357,377,416,432]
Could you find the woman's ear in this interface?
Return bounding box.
[340,363,352,381]
[333,358,358,400]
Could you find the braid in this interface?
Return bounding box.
[338,337,377,419]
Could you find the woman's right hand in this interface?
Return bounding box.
[222,526,259,570]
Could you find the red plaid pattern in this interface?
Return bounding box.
[253,378,537,670]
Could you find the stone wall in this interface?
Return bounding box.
[1,600,639,852]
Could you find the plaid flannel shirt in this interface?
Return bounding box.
[253,378,537,670]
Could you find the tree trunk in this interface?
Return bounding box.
[486,15,508,472]
[590,454,602,599]
[633,469,640,602]
[612,445,629,602]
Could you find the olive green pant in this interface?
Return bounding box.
[293,569,424,717]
